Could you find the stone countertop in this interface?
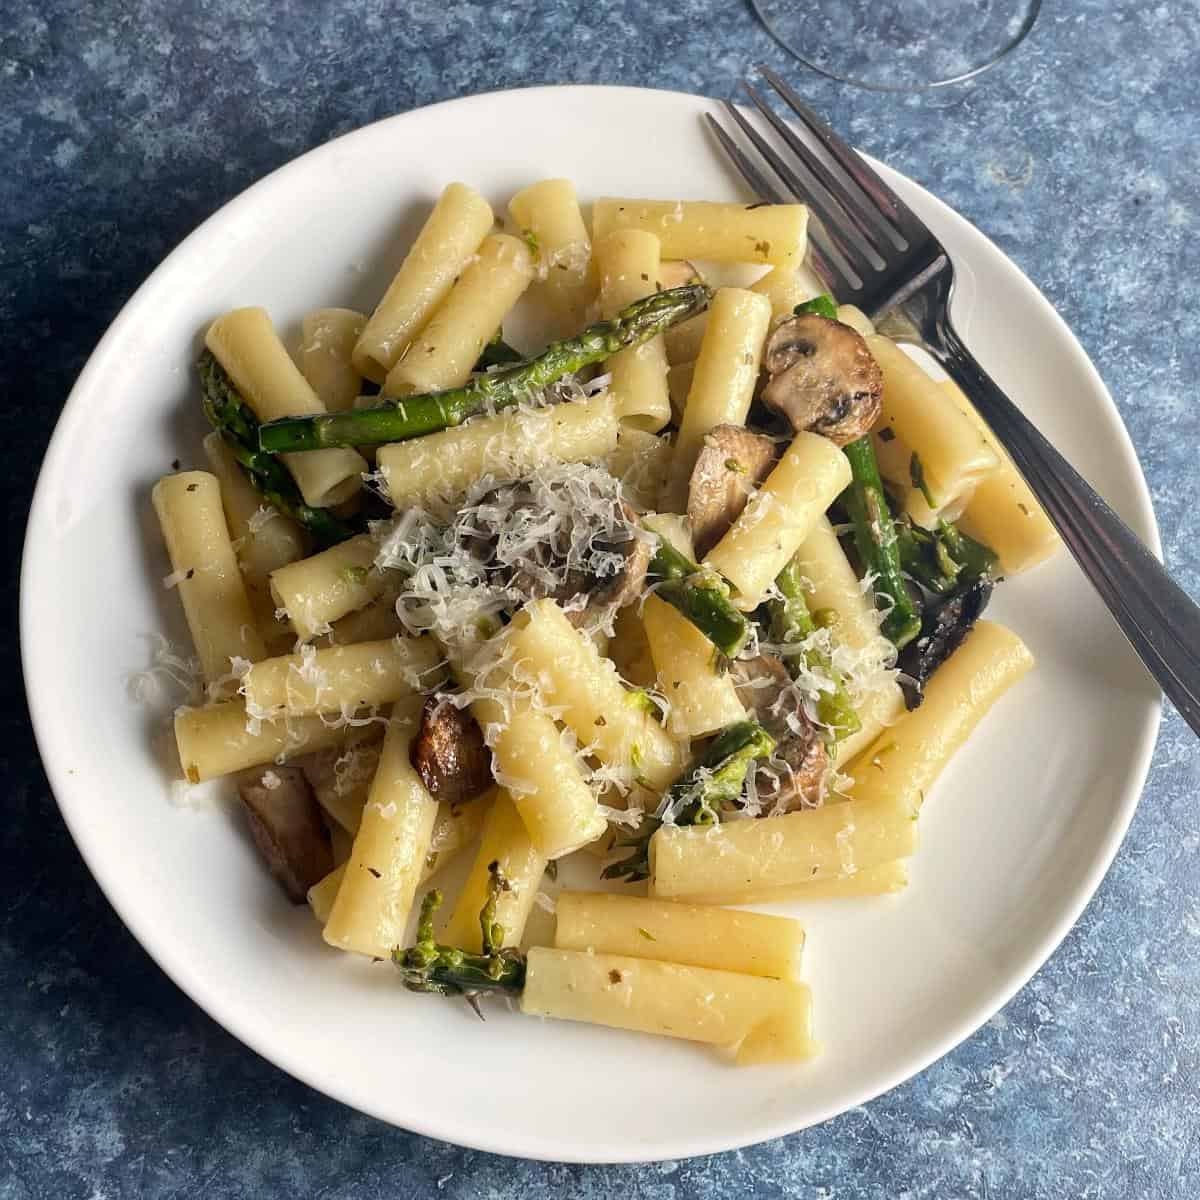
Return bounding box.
[3,2,1198,1196]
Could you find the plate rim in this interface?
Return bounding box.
[20,82,1163,1163]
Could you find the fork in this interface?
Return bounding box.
[708,67,1200,738]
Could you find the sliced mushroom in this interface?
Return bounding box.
[731,654,827,809]
[237,764,333,903]
[463,479,651,624]
[411,696,494,805]
[898,578,994,710]
[761,314,883,446]
[687,425,778,558]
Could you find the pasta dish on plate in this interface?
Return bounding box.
[146,179,1059,1066]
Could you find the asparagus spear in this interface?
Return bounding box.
[841,435,922,649]
[893,514,998,596]
[769,556,861,743]
[393,863,526,998]
[259,284,712,453]
[197,350,356,549]
[647,536,750,660]
[603,720,776,883]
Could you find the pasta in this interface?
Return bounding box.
[299,308,367,412]
[593,229,671,431]
[383,233,534,396]
[242,636,442,718]
[377,394,619,510]
[554,891,806,980]
[443,790,547,951]
[662,287,772,510]
[323,701,438,957]
[152,471,265,685]
[508,179,595,337]
[521,949,817,1064]
[704,432,852,609]
[205,307,368,508]
[149,175,1052,1067]
[592,198,808,267]
[269,533,388,641]
[353,182,495,381]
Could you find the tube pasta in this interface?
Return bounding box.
[641,594,745,738]
[663,312,707,366]
[353,182,495,381]
[835,304,876,338]
[383,233,534,396]
[940,380,1060,573]
[174,700,348,784]
[377,395,619,510]
[867,335,998,528]
[729,860,910,905]
[554,892,806,980]
[443,790,548,951]
[242,636,442,719]
[507,599,683,792]
[323,704,438,958]
[508,179,595,337]
[269,533,388,641]
[307,864,345,924]
[846,621,1034,814]
[205,308,367,508]
[323,591,403,646]
[666,360,694,425]
[704,432,852,609]
[662,287,772,511]
[592,199,809,268]
[607,605,657,691]
[304,735,382,833]
[521,949,817,1065]
[152,472,265,685]
[649,791,919,904]
[603,426,672,512]
[300,308,367,412]
[593,229,671,431]
[794,515,905,763]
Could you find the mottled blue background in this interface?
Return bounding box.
[4,1,1199,1196]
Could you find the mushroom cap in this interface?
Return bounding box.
[687,425,779,559]
[761,313,883,447]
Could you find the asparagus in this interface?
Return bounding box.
[603,720,776,883]
[894,515,998,596]
[841,435,922,649]
[259,283,712,452]
[393,863,526,998]
[647,536,750,661]
[769,556,861,743]
[793,294,839,320]
[197,350,356,549]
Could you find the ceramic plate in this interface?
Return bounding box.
[21,85,1161,1162]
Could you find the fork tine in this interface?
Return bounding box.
[741,81,900,257]
[703,112,852,297]
[758,66,929,246]
[717,100,869,288]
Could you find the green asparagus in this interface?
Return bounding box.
[793,294,839,320]
[197,350,356,549]
[894,515,998,596]
[258,284,712,453]
[603,720,776,883]
[769,556,861,743]
[841,435,922,649]
[393,864,526,998]
[646,536,750,661]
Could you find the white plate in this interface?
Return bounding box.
[21,85,1161,1163]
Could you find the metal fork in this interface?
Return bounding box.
[708,67,1200,737]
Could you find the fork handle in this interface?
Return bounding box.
[927,318,1200,734]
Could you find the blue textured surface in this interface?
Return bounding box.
[4,1,1199,1195]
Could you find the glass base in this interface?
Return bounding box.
[750,0,1042,92]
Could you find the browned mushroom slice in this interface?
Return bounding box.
[411,696,494,805]
[237,765,333,903]
[687,425,778,558]
[761,314,883,447]
[731,654,828,809]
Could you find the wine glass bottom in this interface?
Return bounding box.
[750,0,1043,92]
